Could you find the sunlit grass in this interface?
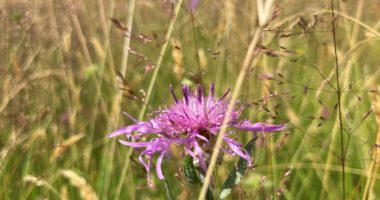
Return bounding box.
[1,0,380,199]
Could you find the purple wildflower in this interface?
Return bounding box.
[110,84,285,180]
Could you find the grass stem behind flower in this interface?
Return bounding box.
[113,0,136,199]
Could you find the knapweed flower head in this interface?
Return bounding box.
[110,84,285,180]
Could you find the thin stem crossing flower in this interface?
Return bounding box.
[109,84,285,180]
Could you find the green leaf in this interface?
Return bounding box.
[184,156,200,184]
[220,135,258,199]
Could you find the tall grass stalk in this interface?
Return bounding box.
[362,83,380,200]
[85,0,115,180]
[330,0,346,199]
[111,0,136,199]
[198,1,276,198]
[138,0,184,120]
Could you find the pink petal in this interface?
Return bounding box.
[109,121,161,138]
[118,140,155,148]
[156,150,167,180]
[233,121,286,132]
[224,137,251,163]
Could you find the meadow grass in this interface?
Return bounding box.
[1,0,380,199]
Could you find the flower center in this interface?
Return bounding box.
[199,128,211,140]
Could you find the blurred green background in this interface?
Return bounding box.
[1,0,380,199]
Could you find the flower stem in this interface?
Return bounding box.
[164,177,174,200]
